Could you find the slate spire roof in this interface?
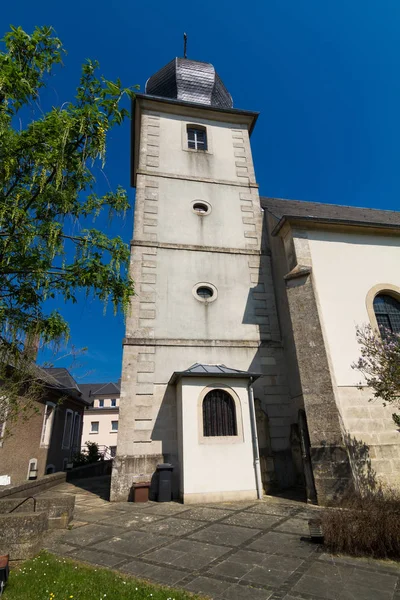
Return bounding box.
[145,58,233,109]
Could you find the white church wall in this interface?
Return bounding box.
[307,229,400,386]
[304,228,400,488]
[178,376,257,503]
[144,110,255,185]
[153,177,256,250]
[152,248,263,341]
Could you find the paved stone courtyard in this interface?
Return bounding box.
[44,476,400,600]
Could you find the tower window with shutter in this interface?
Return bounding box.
[187,126,207,151]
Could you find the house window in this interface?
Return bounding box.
[71,413,81,451]
[46,464,55,475]
[111,421,118,432]
[27,458,38,480]
[62,409,73,449]
[373,294,400,336]
[98,399,104,408]
[40,402,56,447]
[203,389,237,437]
[110,446,117,458]
[187,126,207,151]
[90,421,99,434]
[111,399,117,407]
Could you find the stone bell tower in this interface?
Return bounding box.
[110,57,291,502]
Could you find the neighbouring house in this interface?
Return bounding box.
[0,367,89,486]
[80,382,120,458]
[110,55,400,504]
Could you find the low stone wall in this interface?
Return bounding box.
[0,472,66,499]
[111,455,163,502]
[0,475,75,560]
[67,459,113,481]
[0,495,75,530]
[0,512,48,560]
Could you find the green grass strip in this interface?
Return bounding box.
[4,551,204,600]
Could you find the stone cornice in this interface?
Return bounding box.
[123,338,283,348]
[131,239,269,256]
[135,169,259,189]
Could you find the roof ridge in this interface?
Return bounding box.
[261,196,400,216]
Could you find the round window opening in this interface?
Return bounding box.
[193,282,218,303]
[192,200,211,216]
[197,286,214,299]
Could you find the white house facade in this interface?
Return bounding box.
[80,382,120,458]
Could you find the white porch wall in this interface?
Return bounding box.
[178,376,257,503]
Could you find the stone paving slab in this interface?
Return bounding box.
[92,530,172,557]
[101,512,165,529]
[182,507,234,522]
[274,517,311,536]
[220,512,281,529]
[121,559,188,586]
[188,523,262,547]
[145,538,230,569]
[247,531,316,558]
[67,547,127,568]
[141,516,205,536]
[60,523,126,547]
[44,478,400,600]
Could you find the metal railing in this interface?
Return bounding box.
[70,444,115,461]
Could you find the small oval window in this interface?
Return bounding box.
[197,286,214,299]
[193,282,218,303]
[192,200,211,216]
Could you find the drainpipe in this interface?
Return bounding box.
[248,377,263,500]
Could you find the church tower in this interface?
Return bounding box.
[111,57,292,502]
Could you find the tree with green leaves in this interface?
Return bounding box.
[0,25,136,426]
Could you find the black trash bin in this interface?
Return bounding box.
[156,463,173,502]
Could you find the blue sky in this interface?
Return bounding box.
[2,0,400,383]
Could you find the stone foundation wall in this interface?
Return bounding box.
[110,454,163,502]
[338,386,400,491]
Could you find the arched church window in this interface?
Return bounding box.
[373,294,400,336]
[203,389,237,437]
[187,125,207,151]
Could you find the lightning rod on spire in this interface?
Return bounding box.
[183,32,187,59]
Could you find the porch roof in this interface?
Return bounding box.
[169,363,262,385]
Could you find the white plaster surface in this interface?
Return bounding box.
[149,249,262,341]
[307,230,400,386]
[153,178,258,249]
[177,377,257,499]
[155,113,249,183]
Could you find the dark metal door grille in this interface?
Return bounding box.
[203,389,237,436]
